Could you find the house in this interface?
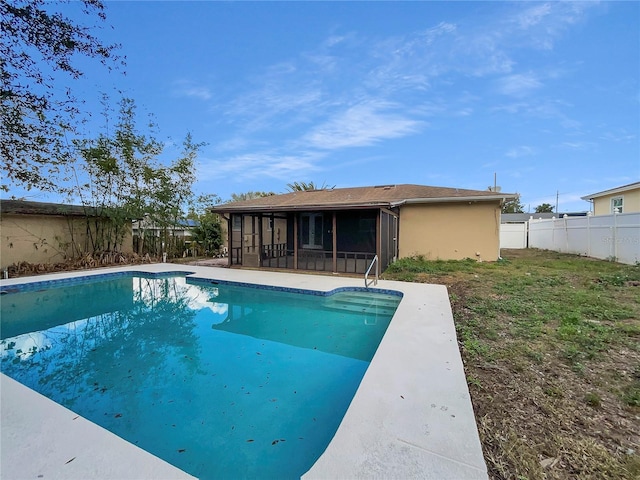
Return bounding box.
[131,216,197,256]
[501,212,557,223]
[0,199,133,270]
[581,181,640,215]
[131,216,228,257]
[132,217,199,241]
[211,184,517,274]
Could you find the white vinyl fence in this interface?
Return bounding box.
[500,223,528,249]
[527,213,640,265]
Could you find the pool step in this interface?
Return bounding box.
[324,292,400,316]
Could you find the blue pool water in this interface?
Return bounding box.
[0,274,401,479]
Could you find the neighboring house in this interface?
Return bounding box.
[131,217,198,256]
[132,215,229,256]
[502,212,588,223]
[0,200,133,270]
[581,181,640,215]
[131,217,199,240]
[211,184,517,274]
[502,212,559,223]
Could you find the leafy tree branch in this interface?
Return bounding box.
[1,0,122,191]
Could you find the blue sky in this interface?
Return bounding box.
[9,1,640,212]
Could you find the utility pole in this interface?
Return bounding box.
[555,190,559,213]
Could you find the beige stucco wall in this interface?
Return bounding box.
[398,201,501,261]
[1,214,133,269]
[593,188,640,215]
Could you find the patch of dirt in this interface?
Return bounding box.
[182,257,229,268]
[500,248,600,261]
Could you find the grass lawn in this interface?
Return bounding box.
[383,248,640,480]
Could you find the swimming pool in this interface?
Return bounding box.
[1,272,401,479]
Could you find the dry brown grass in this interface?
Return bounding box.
[5,252,154,277]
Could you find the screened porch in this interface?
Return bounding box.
[228,208,398,275]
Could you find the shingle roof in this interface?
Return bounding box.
[0,199,98,217]
[213,184,517,212]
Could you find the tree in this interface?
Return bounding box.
[73,96,162,254]
[286,181,335,192]
[229,191,275,202]
[502,195,525,213]
[146,133,203,257]
[188,194,223,256]
[72,96,202,258]
[1,0,122,192]
[535,203,554,213]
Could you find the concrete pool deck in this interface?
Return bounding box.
[1,264,487,479]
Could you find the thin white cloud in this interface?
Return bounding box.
[516,3,553,29]
[599,131,637,143]
[173,80,213,100]
[303,101,424,150]
[506,1,598,50]
[183,87,212,100]
[492,98,582,131]
[506,146,535,158]
[197,151,323,182]
[454,108,473,117]
[602,176,636,185]
[323,34,349,48]
[560,141,593,150]
[490,100,524,114]
[498,73,543,97]
[214,136,255,153]
[224,61,324,132]
[452,32,515,77]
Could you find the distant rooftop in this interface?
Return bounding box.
[501,212,588,223]
[0,199,95,217]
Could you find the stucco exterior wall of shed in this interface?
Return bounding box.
[1,214,133,269]
[593,188,640,215]
[398,202,501,261]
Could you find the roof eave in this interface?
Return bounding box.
[391,194,516,207]
[212,194,513,212]
[581,182,640,200]
[212,202,391,213]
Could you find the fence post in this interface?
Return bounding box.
[613,211,618,261]
[587,211,592,257]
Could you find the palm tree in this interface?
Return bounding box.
[286,181,335,192]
